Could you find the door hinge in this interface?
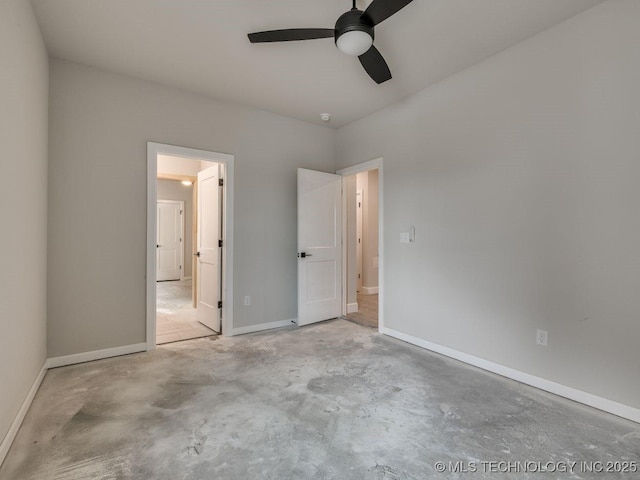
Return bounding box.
[219,178,224,187]
[218,301,223,309]
[218,239,223,247]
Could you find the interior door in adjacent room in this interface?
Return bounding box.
[297,168,342,326]
[156,200,183,281]
[196,164,222,332]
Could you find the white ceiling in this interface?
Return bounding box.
[31,0,604,128]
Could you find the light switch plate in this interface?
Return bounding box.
[400,232,410,243]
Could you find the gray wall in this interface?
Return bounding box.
[48,59,336,357]
[157,179,194,278]
[336,0,640,410]
[0,0,48,451]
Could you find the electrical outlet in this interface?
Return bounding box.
[244,296,251,306]
[536,329,548,346]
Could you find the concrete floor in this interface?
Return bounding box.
[156,279,216,344]
[1,319,638,480]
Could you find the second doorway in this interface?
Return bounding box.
[343,168,379,329]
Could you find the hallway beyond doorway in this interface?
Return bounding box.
[156,279,216,344]
[345,293,378,329]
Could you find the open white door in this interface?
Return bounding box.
[196,164,222,332]
[156,200,183,281]
[297,168,342,326]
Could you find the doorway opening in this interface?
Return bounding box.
[147,143,234,350]
[295,160,383,329]
[156,163,219,344]
[338,159,383,331]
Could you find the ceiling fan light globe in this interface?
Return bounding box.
[336,30,373,56]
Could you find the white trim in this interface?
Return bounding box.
[0,363,47,466]
[46,343,147,369]
[231,318,295,336]
[337,158,384,332]
[340,175,348,317]
[156,199,185,281]
[337,158,383,176]
[356,189,363,294]
[183,276,192,280]
[147,150,157,348]
[347,302,358,314]
[147,142,235,349]
[381,327,640,424]
[361,286,378,295]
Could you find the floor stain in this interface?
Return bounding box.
[2,319,639,480]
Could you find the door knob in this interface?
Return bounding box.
[194,252,201,257]
[298,252,312,258]
[156,244,161,248]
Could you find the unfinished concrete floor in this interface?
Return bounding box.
[1,320,638,480]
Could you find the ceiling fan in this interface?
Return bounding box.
[247,0,414,84]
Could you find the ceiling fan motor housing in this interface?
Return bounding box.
[334,9,374,45]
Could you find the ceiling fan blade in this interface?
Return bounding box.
[362,0,414,26]
[248,28,334,43]
[358,45,392,84]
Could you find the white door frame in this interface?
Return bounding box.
[156,199,185,281]
[337,158,384,332]
[355,189,363,294]
[147,142,234,350]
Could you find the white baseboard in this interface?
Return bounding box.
[362,286,378,295]
[347,303,359,314]
[46,343,147,369]
[381,327,640,425]
[231,318,296,336]
[0,363,47,466]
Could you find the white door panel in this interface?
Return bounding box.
[199,262,218,309]
[197,165,222,332]
[306,260,337,302]
[156,201,182,281]
[298,168,342,326]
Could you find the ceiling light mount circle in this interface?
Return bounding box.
[320,113,331,122]
[334,9,374,57]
